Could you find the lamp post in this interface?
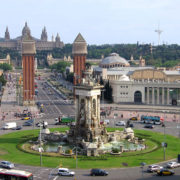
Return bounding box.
[39,124,44,166]
[162,110,167,160]
[140,162,146,178]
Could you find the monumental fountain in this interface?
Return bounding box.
[34,66,145,156]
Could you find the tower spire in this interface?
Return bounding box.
[5,26,10,40]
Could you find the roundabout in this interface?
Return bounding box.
[0,127,180,169]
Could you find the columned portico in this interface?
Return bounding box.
[147,87,149,104]
[162,87,165,105]
[157,88,160,105]
[152,87,155,104]
[167,88,170,105]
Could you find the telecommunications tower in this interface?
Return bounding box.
[155,24,163,45]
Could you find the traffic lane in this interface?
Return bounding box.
[12,165,180,180]
[107,118,180,137]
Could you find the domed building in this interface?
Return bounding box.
[100,53,130,68]
[0,22,64,51]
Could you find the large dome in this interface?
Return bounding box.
[22,22,31,37]
[100,53,129,68]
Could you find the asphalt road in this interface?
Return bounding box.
[1,76,180,180]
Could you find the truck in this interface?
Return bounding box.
[55,116,75,125]
[3,122,17,130]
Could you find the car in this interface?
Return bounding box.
[129,123,134,128]
[36,121,48,127]
[90,169,108,176]
[12,126,22,130]
[58,168,75,176]
[166,161,180,168]
[115,121,126,126]
[147,164,163,172]
[23,119,34,126]
[21,117,31,120]
[129,117,137,121]
[156,169,174,176]
[144,124,154,129]
[104,119,110,124]
[0,161,14,169]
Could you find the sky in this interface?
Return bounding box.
[0,0,180,45]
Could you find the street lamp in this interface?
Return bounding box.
[39,124,44,166]
[140,162,146,178]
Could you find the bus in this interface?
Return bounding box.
[141,115,161,125]
[0,168,33,180]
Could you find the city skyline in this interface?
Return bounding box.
[0,0,180,45]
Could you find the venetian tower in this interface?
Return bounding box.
[22,28,36,106]
[72,33,87,85]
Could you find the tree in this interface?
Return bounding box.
[50,61,71,73]
[0,63,12,71]
[0,74,7,86]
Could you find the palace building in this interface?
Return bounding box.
[0,22,64,51]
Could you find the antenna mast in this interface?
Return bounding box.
[155,24,163,45]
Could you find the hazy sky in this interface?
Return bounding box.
[0,0,180,45]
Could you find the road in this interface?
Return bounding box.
[0,75,180,179]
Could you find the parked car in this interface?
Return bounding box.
[147,164,163,172]
[129,117,137,121]
[144,124,154,129]
[156,169,174,176]
[166,161,180,168]
[116,121,126,126]
[90,169,108,176]
[0,161,14,169]
[12,126,22,130]
[58,168,75,176]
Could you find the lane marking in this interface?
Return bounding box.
[53,175,58,180]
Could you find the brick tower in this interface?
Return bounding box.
[72,33,87,85]
[22,32,36,106]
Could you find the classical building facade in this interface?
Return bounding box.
[0,22,64,51]
[109,69,180,105]
[47,53,72,66]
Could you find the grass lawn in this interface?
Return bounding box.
[0,127,179,169]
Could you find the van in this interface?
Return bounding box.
[3,122,17,130]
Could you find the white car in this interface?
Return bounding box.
[115,121,126,126]
[0,161,14,169]
[147,164,163,172]
[58,168,75,176]
[166,161,180,168]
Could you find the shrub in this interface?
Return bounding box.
[112,148,120,153]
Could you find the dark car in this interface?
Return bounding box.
[129,123,134,128]
[23,119,34,126]
[156,169,174,176]
[144,124,154,129]
[90,169,108,176]
[12,126,22,130]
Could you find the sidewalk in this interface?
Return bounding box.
[0,77,39,122]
